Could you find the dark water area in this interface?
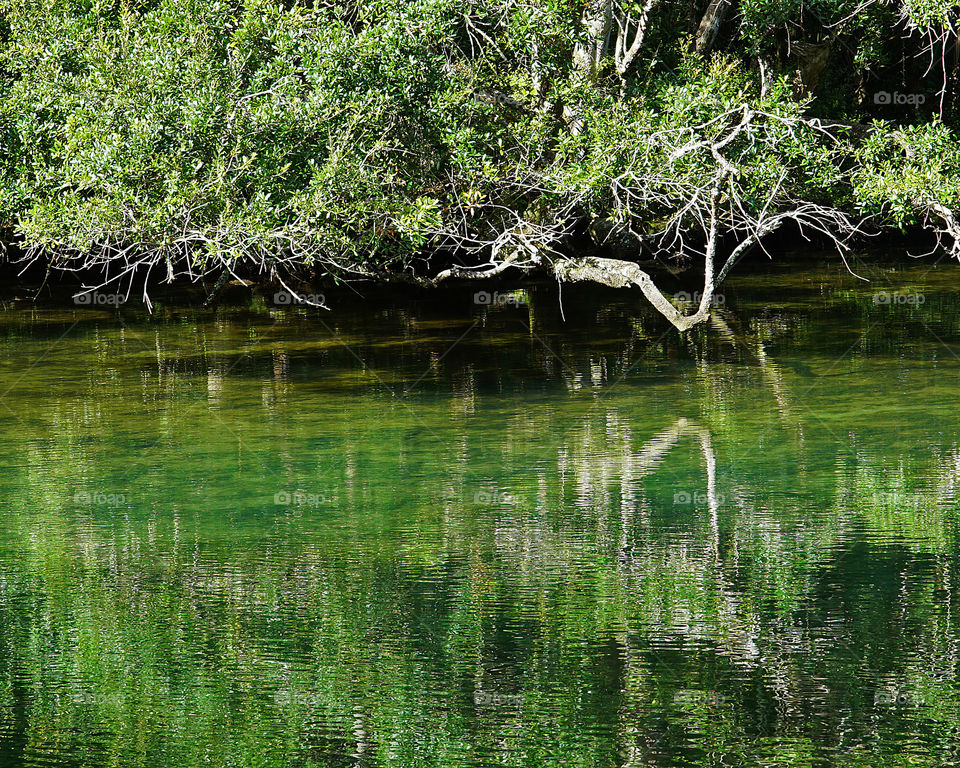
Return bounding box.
[0,251,959,766]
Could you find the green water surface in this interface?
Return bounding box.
[1,255,959,767]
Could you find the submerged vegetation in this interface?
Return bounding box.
[0,0,959,324]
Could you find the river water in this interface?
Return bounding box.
[0,255,958,766]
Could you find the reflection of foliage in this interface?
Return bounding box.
[1,282,960,765]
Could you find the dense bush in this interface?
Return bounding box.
[0,0,958,299]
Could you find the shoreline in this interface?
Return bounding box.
[0,231,947,307]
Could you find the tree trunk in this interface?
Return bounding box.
[694,0,731,56]
[573,0,614,83]
[794,40,833,96]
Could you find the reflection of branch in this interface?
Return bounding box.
[628,417,762,669]
[711,309,794,423]
[628,418,722,530]
[696,426,720,561]
[628,416,693,476]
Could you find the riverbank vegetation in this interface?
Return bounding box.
[1,0,959,325]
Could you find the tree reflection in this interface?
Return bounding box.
[0,279,959,766]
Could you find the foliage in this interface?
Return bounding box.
[854,122,960,225]
[0,0,958,299]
